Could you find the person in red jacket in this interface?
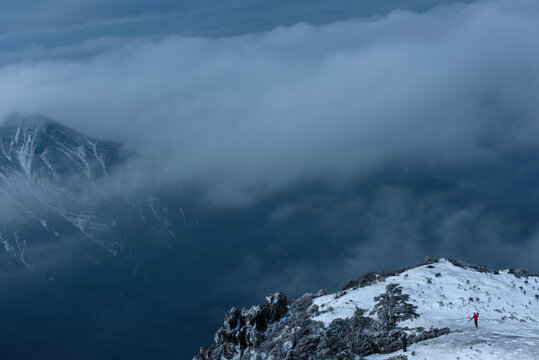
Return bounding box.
[472,312,479,327]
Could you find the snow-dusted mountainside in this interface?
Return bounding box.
[195,258,539,360]
[0,115,122,184]
[0,116,183,263]
[0,115,128,261]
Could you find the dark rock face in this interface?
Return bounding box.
[342,270,406,291]
[194,291,449,360]
[197,293,288,359]
[266,292,288,322]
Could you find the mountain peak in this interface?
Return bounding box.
[1,114,58,130]
[0,115,128,259]
[0,114,124,181]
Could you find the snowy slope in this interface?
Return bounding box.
[0,115,202,271]
[0,115,128,260]
[311,258,539,359]
[0,115,121,183]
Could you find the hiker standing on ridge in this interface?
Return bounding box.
[401,333,408,352]
[472,312,479,327]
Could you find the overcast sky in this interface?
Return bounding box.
[0,1,474,51]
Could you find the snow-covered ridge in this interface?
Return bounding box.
[195,258,538,360]
[313,258,536,326]
[312,258,538,359]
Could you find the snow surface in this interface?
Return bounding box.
[311,259,539,359]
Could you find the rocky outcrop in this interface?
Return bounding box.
[195,292,288,360]
[194,290,449,360]
[194,259,489,359]
[342,271,403,291]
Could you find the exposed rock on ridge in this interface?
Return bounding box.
[196,292,288,359]
[194,260,461,360]
[194,258,538,359]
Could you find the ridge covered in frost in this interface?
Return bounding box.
[195,258,539,360]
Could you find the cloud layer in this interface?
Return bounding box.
[1,0,539,202]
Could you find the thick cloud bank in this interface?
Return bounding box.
[1,0,539,201]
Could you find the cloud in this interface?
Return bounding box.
[0,0,471,39]
[1,0,539,203]
[0,0,182,33]
[219,182,539,301]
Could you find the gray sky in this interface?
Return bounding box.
[0,1,474,52]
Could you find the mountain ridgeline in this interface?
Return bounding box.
[195,258,538,360]
[0,116,538,360]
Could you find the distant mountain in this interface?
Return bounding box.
[0,116,125,259]
[0,116,191,266]
[195,258,539,359]
[0,116,537,360]
[0,115,122,184]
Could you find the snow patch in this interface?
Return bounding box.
[310,259,538,359]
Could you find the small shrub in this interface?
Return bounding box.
[386,355,408,360]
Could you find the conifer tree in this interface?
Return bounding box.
[371,283,419,331]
